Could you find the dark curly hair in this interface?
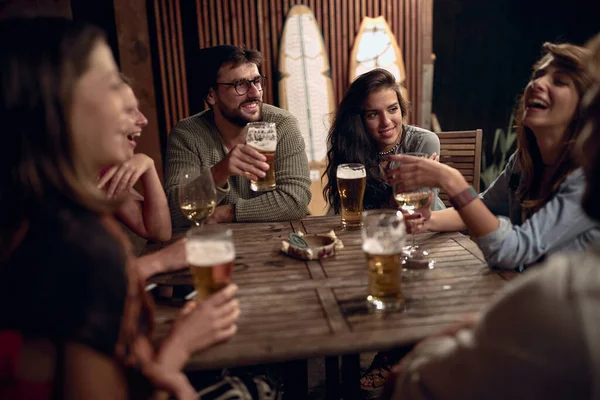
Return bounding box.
[322,68,409,213]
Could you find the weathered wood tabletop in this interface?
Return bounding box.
[144,216,512,372]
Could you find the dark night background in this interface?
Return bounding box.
[13,0,600,167]
[432,0,599,159]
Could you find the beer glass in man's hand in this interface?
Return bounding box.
[179,166,217,227]
[361,209,407,311]
[186,225,235,301]
[336,163,366,229]
[246,122,277,192]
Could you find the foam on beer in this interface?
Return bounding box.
[186,240,235,267]
[337,167,366,179]
[248,140,276,152]
[362,238,405,255]
[362,220,406,255]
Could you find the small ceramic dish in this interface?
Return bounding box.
[281,230,344,260]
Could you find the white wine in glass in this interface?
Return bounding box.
[180,200,216,225]
[394,192,431,212]
[179,167,217,227]
[389,152,435,269]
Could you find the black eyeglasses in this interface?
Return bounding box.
[215,75,266,95]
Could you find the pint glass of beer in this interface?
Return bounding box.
[361,209,407,311]
[246,122,277,192]
[336,163,366,229]
[186,225,235,301]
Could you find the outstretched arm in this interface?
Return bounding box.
[388,154,498,236]
[135,238,187,280]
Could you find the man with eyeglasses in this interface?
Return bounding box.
[164,45,311,226]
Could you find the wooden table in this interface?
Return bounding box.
[144,216,511,398]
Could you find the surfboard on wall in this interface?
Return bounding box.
[278,5,335,216]
[349,16,408,100]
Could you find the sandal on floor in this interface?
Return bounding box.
[360,353,392,399]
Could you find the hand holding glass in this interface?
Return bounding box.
[179,166,217,227]
[389,153,435,268]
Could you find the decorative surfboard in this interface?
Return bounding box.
[278,5,335,215]
[349,16,408,100]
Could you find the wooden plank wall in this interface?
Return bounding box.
[152,0,432,136]
[153,0,190,136]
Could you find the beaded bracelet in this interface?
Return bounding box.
[449,186,478,210]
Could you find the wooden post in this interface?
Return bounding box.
[113,0,164,179]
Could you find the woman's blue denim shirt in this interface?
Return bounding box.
[473,154,600,270]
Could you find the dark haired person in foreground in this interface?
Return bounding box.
[0,18,265,399]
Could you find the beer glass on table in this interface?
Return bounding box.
[336,163,366,229]
[179,166,217,227]
[389,152,435,268]
[361,209,407,311]
[246,122,277,192]
[186,225,235,301]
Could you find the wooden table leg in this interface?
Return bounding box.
[341,354,361,400]
[282,360,308,400]
[325,356,340,399]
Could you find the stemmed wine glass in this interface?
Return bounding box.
[178,166,217,227]
[389,152,435,269]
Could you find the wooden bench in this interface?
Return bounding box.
[436,130,483,207]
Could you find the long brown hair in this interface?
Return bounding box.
[323,68,409,212]
[0,17,153,380]
[0,18,116,254]
[515,42,593,214]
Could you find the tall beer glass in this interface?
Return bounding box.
[361,209,407,311]
[186,225,235,301]
[246,122,277,192]
[336,163,366,229]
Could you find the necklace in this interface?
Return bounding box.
[378,137,402,156]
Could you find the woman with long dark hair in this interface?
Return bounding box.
[0,18,240,399]
[323,68,445,213]
[388,42,600,269]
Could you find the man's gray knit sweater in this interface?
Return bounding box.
[165,104,311,228]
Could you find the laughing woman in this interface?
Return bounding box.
[388,42,600,270]
[323,68,445,213]
[0,18,242,399]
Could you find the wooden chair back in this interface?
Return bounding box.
[435,129,483,207]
